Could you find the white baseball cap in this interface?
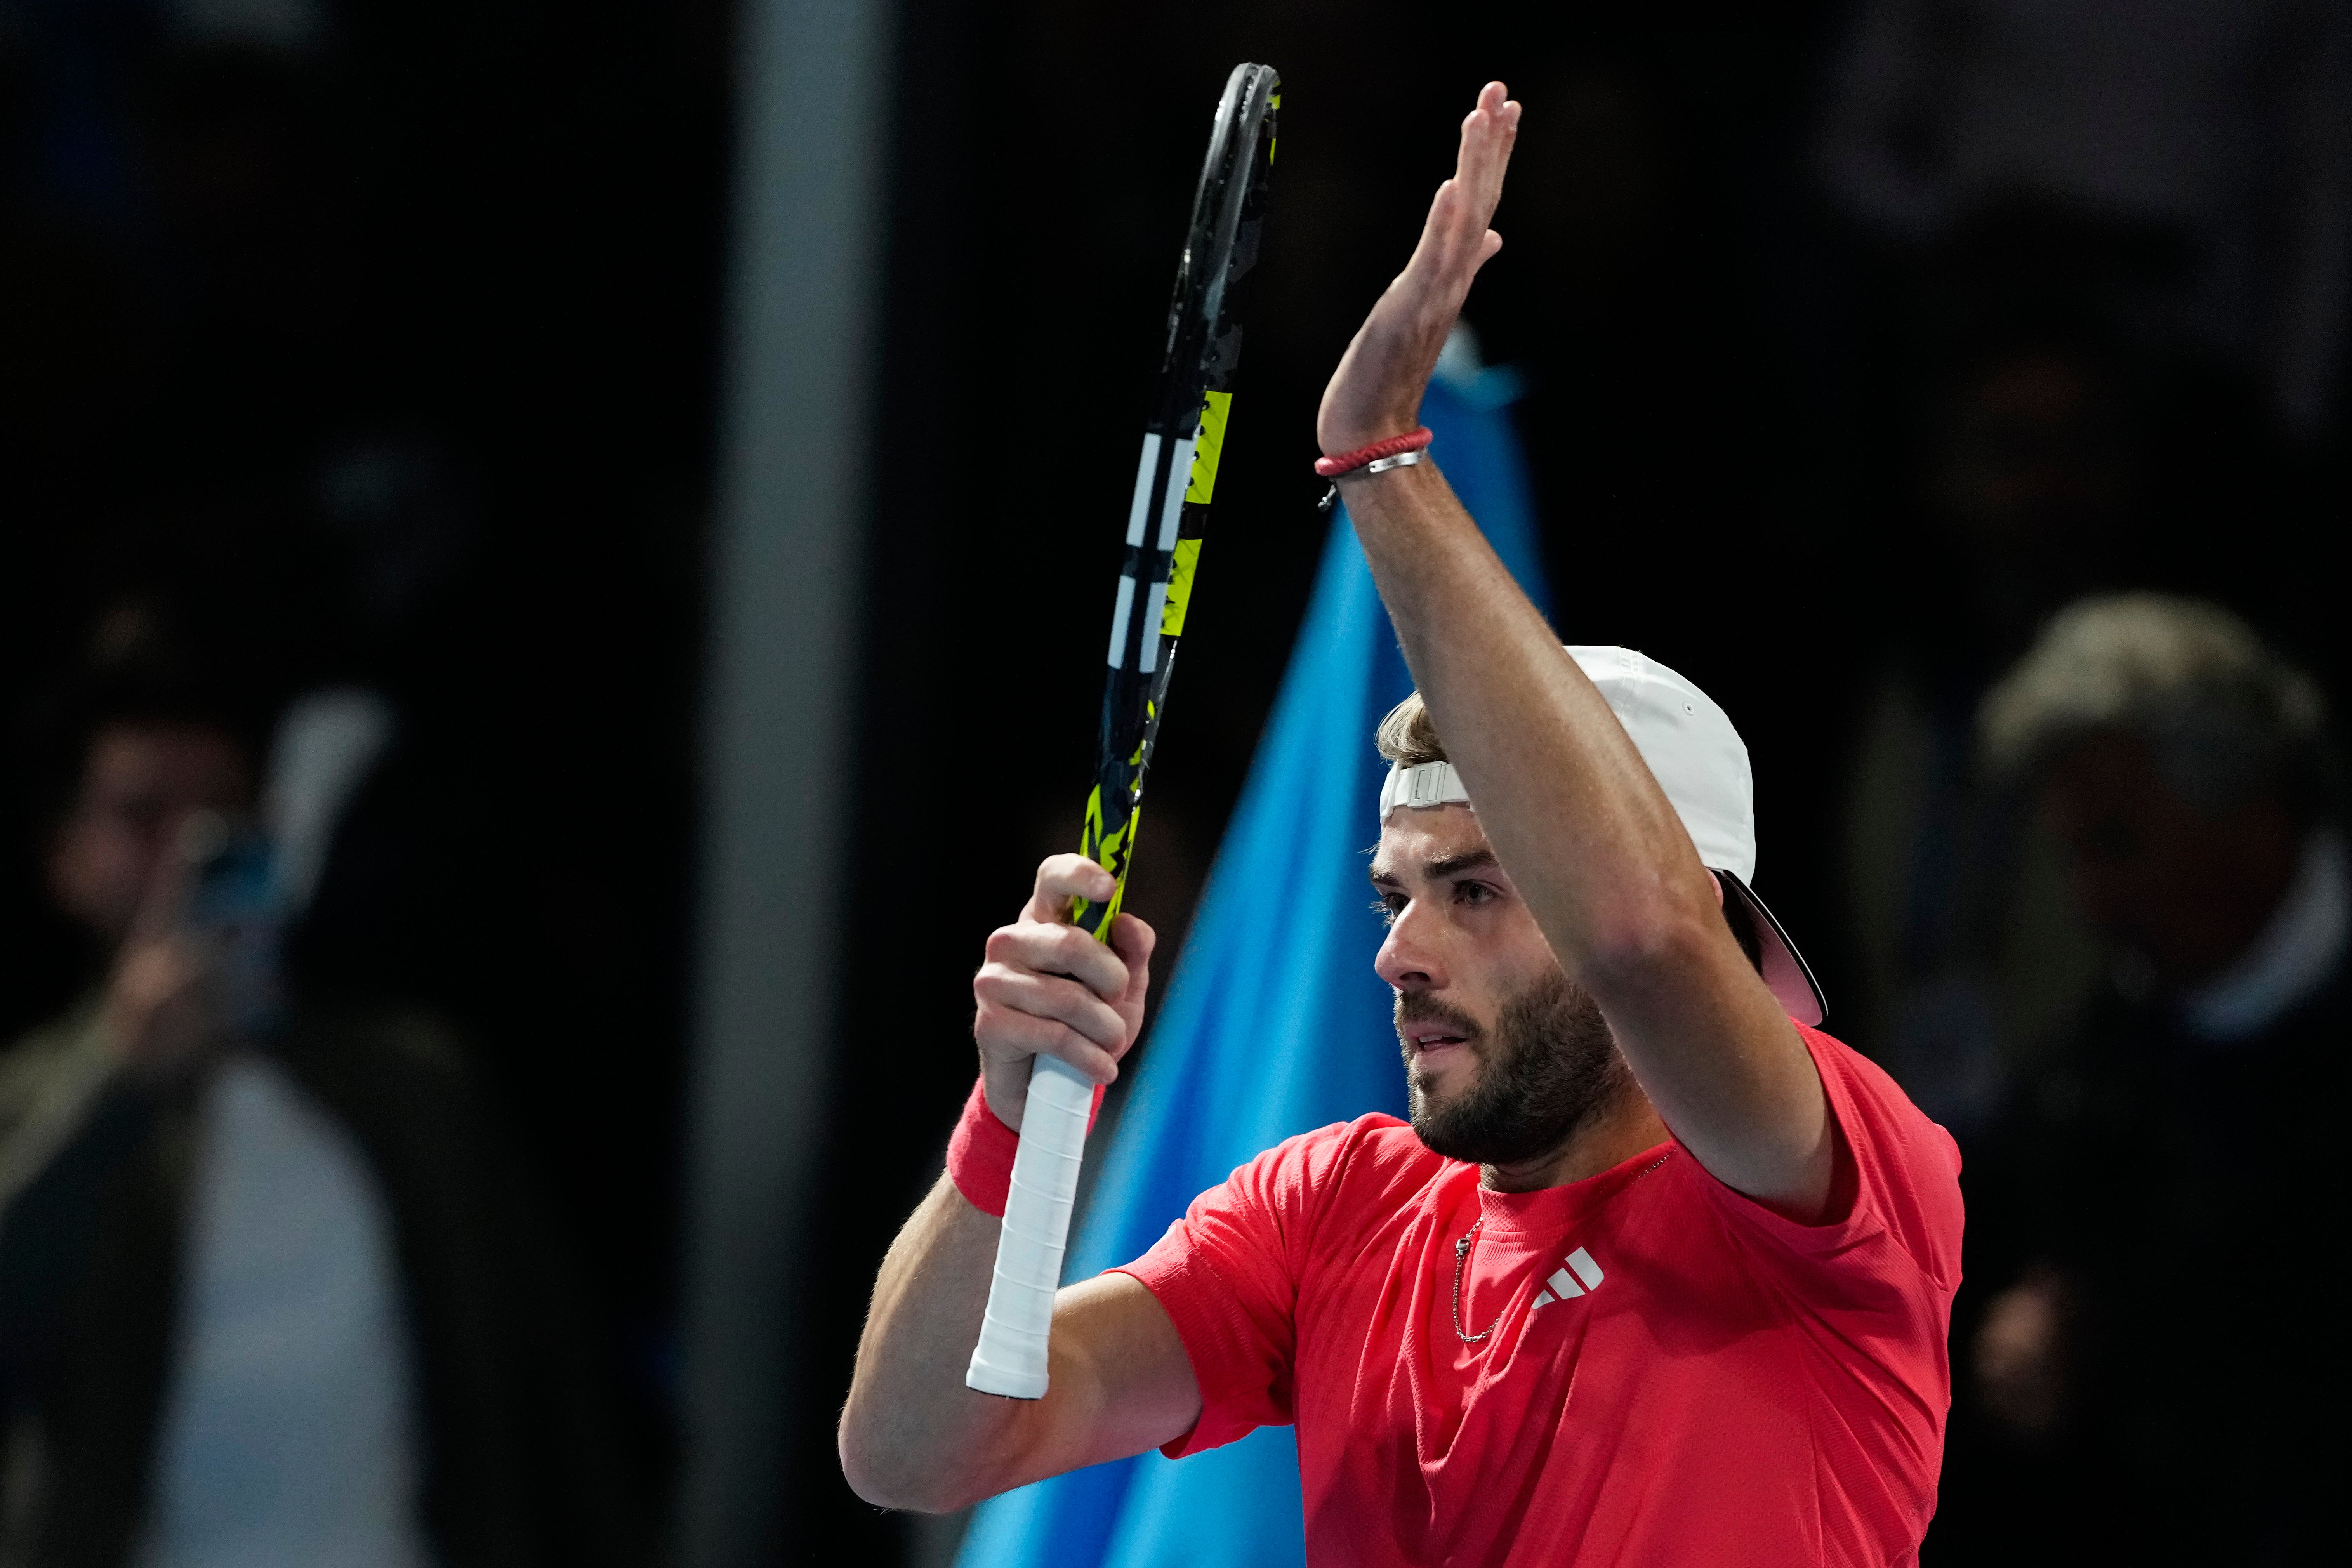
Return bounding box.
[1377,645,1826,1026]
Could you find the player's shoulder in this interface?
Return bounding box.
[1246,1112,1449,1207]
[1221,1113,1452,1254]
[1277,1111,1430,1164]
[1797,1021,1966,1255]
[1346,1111,1443,1164]
[1799,1023,1957,1158]
[1799,1024,1904,1099]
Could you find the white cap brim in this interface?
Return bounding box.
[1719,871,1826,1028]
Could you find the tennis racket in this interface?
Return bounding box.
[966,61,1280,1401]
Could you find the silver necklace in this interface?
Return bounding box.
[1451,1219,1507,1345]
[1452,1152,1673,1346]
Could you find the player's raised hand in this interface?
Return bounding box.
[973,854,1156,1129]
[1317,81,1520,456]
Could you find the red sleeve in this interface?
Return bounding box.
[1699,1024,1965,1292]
[1110,1118,1373,1458]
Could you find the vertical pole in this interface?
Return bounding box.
[679,0,891,1560]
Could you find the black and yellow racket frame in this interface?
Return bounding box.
[1073,62,1280,941]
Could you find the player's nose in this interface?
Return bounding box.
[1374,898,1448,991]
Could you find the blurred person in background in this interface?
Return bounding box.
[0,602,641,1568]
[1819,0,2352,441]
[1938,594,2346,1563]
[1817,0,2347,1154]
[1840,330,2155,1144]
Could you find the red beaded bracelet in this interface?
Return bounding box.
[1313,427,1433,478]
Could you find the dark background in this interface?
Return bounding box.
[1,0,730,1500]
[3,0,2342,1559]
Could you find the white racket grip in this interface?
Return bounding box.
[966,1053,1094,1398]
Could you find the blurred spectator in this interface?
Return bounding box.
[1820,0,2352,439]
[1944,594,2346,1562]
[0,609,641,1567]
[1841,332,2159,1138]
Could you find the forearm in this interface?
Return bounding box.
[1319,81,1827,1207]
[839,1172,1200,1511]
[1344,462,1825,1202]
[840,1174,1038,1509]
[843,868,1194,1507]
[1343,462,1720,969]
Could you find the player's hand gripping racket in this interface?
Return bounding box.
[966,63,1279,1400]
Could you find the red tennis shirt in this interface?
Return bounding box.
[1114,1025,1963,1566]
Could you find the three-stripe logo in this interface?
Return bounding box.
[1531,1247,1605,1308]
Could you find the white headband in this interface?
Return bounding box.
[1376,759,1471,820]
[1373,646,1758,885]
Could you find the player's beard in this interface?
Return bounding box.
[1398,971,1631,1167]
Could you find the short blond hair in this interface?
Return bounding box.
[1375,690,1446,766]
[1980,592,2328,813]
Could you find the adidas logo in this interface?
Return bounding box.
[1530,1247,1605,1308]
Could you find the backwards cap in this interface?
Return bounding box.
[1377,645,1825,1026]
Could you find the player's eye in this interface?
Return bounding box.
[1371,892,1407,926]
[1454,881,1495,906]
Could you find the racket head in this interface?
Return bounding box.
[1073,63,1278,940]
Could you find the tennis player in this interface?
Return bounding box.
[841,82,1962,1565]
